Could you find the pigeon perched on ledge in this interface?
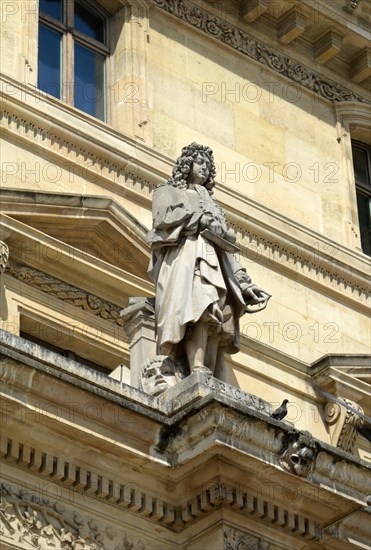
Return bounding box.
[271,399,289,420]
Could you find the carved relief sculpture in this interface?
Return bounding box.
[279,431,319,477]
[139,355,188,396]
[324,398,364,453]
[0,241,9,274]
[146,143,270,380]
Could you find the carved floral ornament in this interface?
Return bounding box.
[224,527,280,550]
[0,483,149,550]
[153,0,368,104]
[5,261,126,327]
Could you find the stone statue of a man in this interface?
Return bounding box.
[146,143,270,377]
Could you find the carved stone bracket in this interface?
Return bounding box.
[324,398,364,453]
[0,241,9,274]
[153,0,368,103]
[279,431,319,477]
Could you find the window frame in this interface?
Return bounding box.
[351,139,371,256]
[38,0,110,121]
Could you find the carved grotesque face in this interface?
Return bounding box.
[141,358,177,396]
[188,153,211,186]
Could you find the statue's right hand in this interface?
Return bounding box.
[200,213,212,229]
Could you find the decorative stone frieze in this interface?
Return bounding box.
[5,261,126,327]
[0,482,151,550]
[229,223,371,311]
[0,108,154,198]
[224,527,281,550]
[152,0,368,103]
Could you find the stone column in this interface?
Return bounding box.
[119,297,156,388]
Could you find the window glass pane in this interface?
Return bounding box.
[74,43,105,120]
[356,192,371,256]
[352,146,369,188]
[74,1,104,42]
[39,0,62,21]
[37,25,61,99]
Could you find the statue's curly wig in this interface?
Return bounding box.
[166,142,217,194]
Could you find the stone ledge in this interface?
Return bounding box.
[1,330,370,473]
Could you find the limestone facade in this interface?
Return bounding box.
[0,0,370,548]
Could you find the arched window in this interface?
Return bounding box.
[38,0,109,121]
[351,141,371,256]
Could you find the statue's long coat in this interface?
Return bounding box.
[147,184,249,355]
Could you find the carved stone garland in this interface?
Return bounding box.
[153,0,368,104]
[0,482,149,550]
[5,261,126,327]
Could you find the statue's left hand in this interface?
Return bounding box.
[241,283,271,312]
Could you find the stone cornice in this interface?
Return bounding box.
[1,332,370,496]
[151,0,369,104]
[1,331,370,550]
[0,214,154,306]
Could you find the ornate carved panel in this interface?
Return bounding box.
[5,262,125,327]
[0,482,150,550]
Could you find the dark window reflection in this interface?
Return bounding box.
[356,192,371,256]
[37,25,61,99]
[74,43,105,120]
[39,0,62,21]
[74,1,104,42]
[352,146,369,188]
